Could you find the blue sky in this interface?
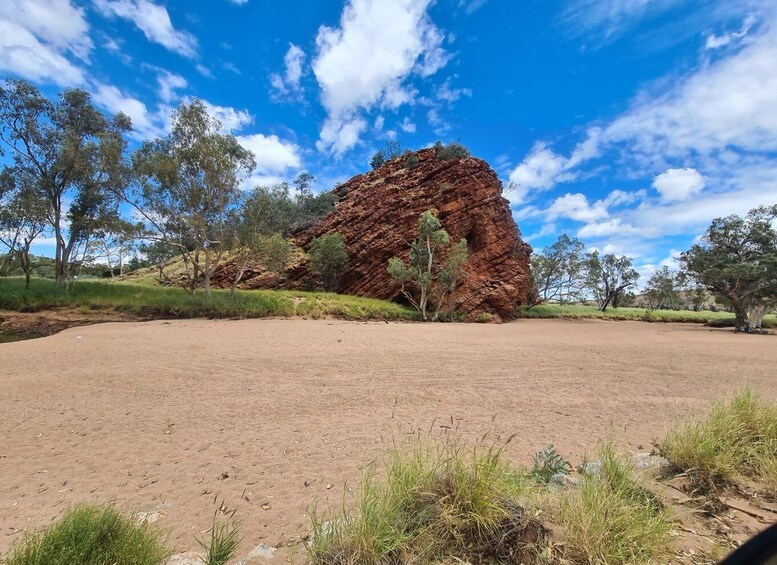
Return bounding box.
[2,0,776,278]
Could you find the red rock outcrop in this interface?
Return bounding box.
[215,148,533,320]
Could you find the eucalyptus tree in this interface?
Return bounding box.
[682,205,777,333]
[125,99,255,295]
[388,209,468,321]
[0,173,48,285]
[0,79,130,286]
[585,251,639,311]
[530,233,587,305]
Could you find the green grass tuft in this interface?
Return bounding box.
[196,513,242,565]
[305,441,548,564]
[658,388,777,495]
[558,443,673,564]
[2,505,170,565]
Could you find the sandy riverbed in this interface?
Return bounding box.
[1,318,775,559]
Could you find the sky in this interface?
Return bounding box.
[2,0,777,278]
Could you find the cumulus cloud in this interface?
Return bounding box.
[0,0,91,86]
[237,134,302,186]
[545,193,608,223]
[312,0,450,156]
[270,44,306,101]
[199,100,254,133]
[652,168,705,202]
[94,0,197,57]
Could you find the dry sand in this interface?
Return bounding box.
[1,318,775,559]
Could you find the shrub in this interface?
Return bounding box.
[308,233,348,292]
[434,141,471,161]
[658,388,777,494]
[475,312,494,323]
[531,444,572,483]
[369,151,385,169]
[403,153,419,169]
[558,444,673,564]
[305,441,548,564]
[3,505,170,565]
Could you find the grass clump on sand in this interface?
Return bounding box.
[658,389,777,495]
[3,505,170,565]
[197,512,242,565]
[0,277,416,321]
[557,443,673,564]
[515,304,777,328]
[305,442,548,564]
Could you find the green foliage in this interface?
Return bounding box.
[403,153,419,169]
[644,266,686,310]
[658,389,777,495]
[388,210,468,321]
[585,251,640,311]
[256,233,290,273]
[681,204,777,332]
[530,234,587,305]
[308,233,348,291]
[305,441,547,564]
[0,78,131,286]
[126,99,256,296]
[370,141,404,170]
[240,180,336,237]
[558,444,673,564]
[531,444,572,483]
[433,141,471,161]
[3,505,170,565]
[196,513,242,565]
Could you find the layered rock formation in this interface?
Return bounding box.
[215,148,533,320]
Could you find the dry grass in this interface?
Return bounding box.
[658,388,777,496]
[305,441,549,564]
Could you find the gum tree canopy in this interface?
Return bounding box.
[682,204,777,333]
[0,79,130,286]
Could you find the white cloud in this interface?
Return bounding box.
[92,83,165,138]
[94,0,197,57]
[199,100,254,133]
[545,193,608,223]
[578,218,652,238]
[227,0,249,4]
[427,108,449,136]
[400,117,416,133]
[237,134,301,174]
[508,128,602,203]
[0,20,86,86]
[652,168,705,202]
[196,64,213,78]
[601,189,647,208]
[1,0,92,59]
[312,0,450,155]
[706,14,757,49]
[436,78,472,103]
[0,0,91,86]
[316,115,368,156]
[157,70,187,103]
[270,44,306,101]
